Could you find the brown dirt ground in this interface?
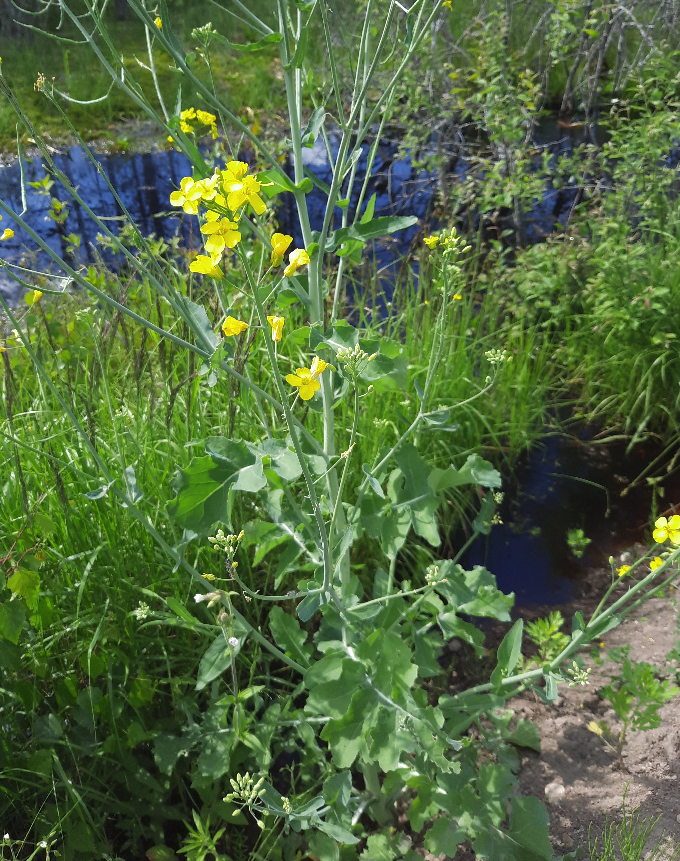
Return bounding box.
[512,554,680,857]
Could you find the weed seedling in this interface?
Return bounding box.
[588,658,679,768]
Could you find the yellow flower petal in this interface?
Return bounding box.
[267,315,285,342]
[222,316,249,337]
[1,228,14,241]
[650,557,664,571]
[284,248,310,278]
[424,236,439,248]
[154,16,162,28]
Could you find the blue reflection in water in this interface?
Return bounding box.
[0,125,589,302]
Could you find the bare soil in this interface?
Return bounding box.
[512,558,680,857]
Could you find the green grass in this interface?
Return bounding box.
[0,244,556,855]
[0,2,283,148]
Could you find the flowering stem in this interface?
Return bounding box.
[238,248,333,592]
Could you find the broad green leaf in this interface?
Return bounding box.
[153,733,193,775]
[438,612,486,656]
[31,513,58,536]
[306,658,366,717]
[0,639,21,670]
[146,847,180,861]
[327,215,418,252]
[7,569,40,612]
[308,832,339,861]
[168,438,266,531]
[359,833,399,861]
[428,453,501,493]
[165,597,197,625]
[490,619,524,687]
[212,31,283,52]
[381,507,411,560]
[196,633,236,690]
[368,707,402,771]
[320,686,378,767]
[425,818,466,857]
[505,718,541,752]
[259,168,296,198]
[508,796,553,859]
[362,463,385,498]
[182,298,219,353]
[315,821,359,845]
[473,493,496,534]
[256,438,302,481]
[269,606,313,667]
[0,600,26,644]
[393,444,441,547]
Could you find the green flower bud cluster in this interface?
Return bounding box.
[484,348,508,366]
[224,772,266,806]
[208,528,245,555]
[336,344,378,379]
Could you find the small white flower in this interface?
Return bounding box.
[229,637,239,648]
[4,834,10,840]
[40,841,48,849]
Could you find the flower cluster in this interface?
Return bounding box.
[170,162,309,285]
[336,343,377,379]
[172,106,218,139]
[567,661,591,687]
[208,528,244,555]
[423,226,466,253]
[224,772,266,807]
[484,348,508,366]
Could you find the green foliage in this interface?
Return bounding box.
[524,612,571,665]
[590,658,679,765]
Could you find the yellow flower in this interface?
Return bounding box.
[195,174,220,202]
[222,316,249,337]
[653,515,680,545]
[190,254,223,279]
[616,564,631,577]
[201,217,241,255]
[587,720,603,737]
[310,356,329,379]
[154,16,162,28]
[267,315,285,342]
[284,248,310,278]
[170,177,204,215]
[25,289,42,306]
[223,169,266,216]
[600,642,605,647]
[196,110,218,139]
[424,235,439,248]
[286,367,321,401]
[453,293,463,301]
[271,233,293,267]
[442,0,453,8]
[1,228,14,241]
[650,556,664,571]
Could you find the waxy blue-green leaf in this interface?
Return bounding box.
[269,606,313,667]
[212,31,283,52]
[320,686,378,767]
[326,215,418,252]
[428,453,501,493]
[490,619,524,687]
[168,438,266,532]
[392,444,442,547]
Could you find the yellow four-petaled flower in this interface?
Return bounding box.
[653,515,680,545]
[222,316,249,337]
[190,254,223,279]
[286,358,329,401]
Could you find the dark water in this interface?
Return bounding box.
[464,434,678,606]
[0,121,595,302]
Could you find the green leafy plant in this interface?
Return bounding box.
[524,611,571,665]
[567,529,591,559]
[3,2,680,860]
[588,659,679,767]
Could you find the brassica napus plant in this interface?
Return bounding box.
[2,4,680,860]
